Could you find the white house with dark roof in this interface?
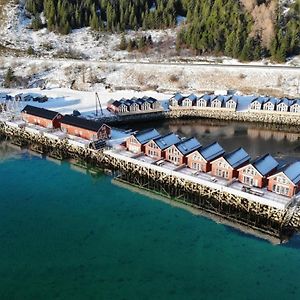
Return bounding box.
[267,161,300,197]
[250,97,266,110]
[169,93,184,107]
[196,94,210,107]
[225,95,238,110]
[290,100,300,113]
[128,101,140,112]
[146,97,161,110]
[276,98,291,112]
[263,97,277,111]
[238,154,279,188]
[179,96,193,107]
[210,95,224,108]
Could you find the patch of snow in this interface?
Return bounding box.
[176,15,186,26]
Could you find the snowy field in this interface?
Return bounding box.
[0,87,173,117]
[0,86,265,119]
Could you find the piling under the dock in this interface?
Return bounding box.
[1,118,300,241]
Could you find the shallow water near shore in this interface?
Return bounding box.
[1,143,300,299]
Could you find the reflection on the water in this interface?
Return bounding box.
[248,128,299,142]
[133,119,300,159]
[0,140,26,162]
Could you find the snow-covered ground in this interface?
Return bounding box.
[0,56,299,98]
[0,87,173,117]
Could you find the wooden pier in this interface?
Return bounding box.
[1,118,300,241]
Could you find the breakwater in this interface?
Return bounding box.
[94,108,300,128]
[1,119,300,241]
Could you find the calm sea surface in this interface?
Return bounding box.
[1,119,300,300]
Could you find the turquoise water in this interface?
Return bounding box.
[1,147,300,299]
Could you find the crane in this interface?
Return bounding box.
[95,92,104,117]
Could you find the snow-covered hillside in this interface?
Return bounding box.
[0,0,299,65]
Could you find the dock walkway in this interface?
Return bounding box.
[105,149,294,210]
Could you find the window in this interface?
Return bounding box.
[273,184,289,196]
[243,175,254,186]
[192,162,201,171]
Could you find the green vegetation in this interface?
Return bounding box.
[270,0,300,62]
[4,67,15,88]
[177,0,263,61]
[24,0,300,62]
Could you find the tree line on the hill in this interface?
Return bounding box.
[25,0,300,62]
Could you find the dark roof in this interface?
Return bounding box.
[172,93,184,101]
[199,142,225,161]
[153,133,181,150]
[112,100,122,107]
[134,128,161,144]
[147,97,157,104]
[61,115,108,132]
[226,95,237,103]
[224,147,251,168]
[201,94,211,101]
[21,105,60,120]
[283,162,300,184]
[264,97,278,105]
[187,94,197,101]
[252,96,267,104]
[251,154,279,176]
[175,137,202,155]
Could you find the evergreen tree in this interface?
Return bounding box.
[4,68,15,88]
[119,33,127,50]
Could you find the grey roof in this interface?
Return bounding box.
[252,154,279,176]
[265,97,278,105]
[134,129,161,144]
[175,137,202,155]
[252,96,267,104]
[199,142,225,161]
[226,95,238,103]
[153,133,181,150]
[173,93,184,101]
[215,95,224,103]
[291,99,300,106]
[278,98,291,106]
[224,147,251,168]
[283,162,300,184]
[187,94,197,101]
[201,94,211,101]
